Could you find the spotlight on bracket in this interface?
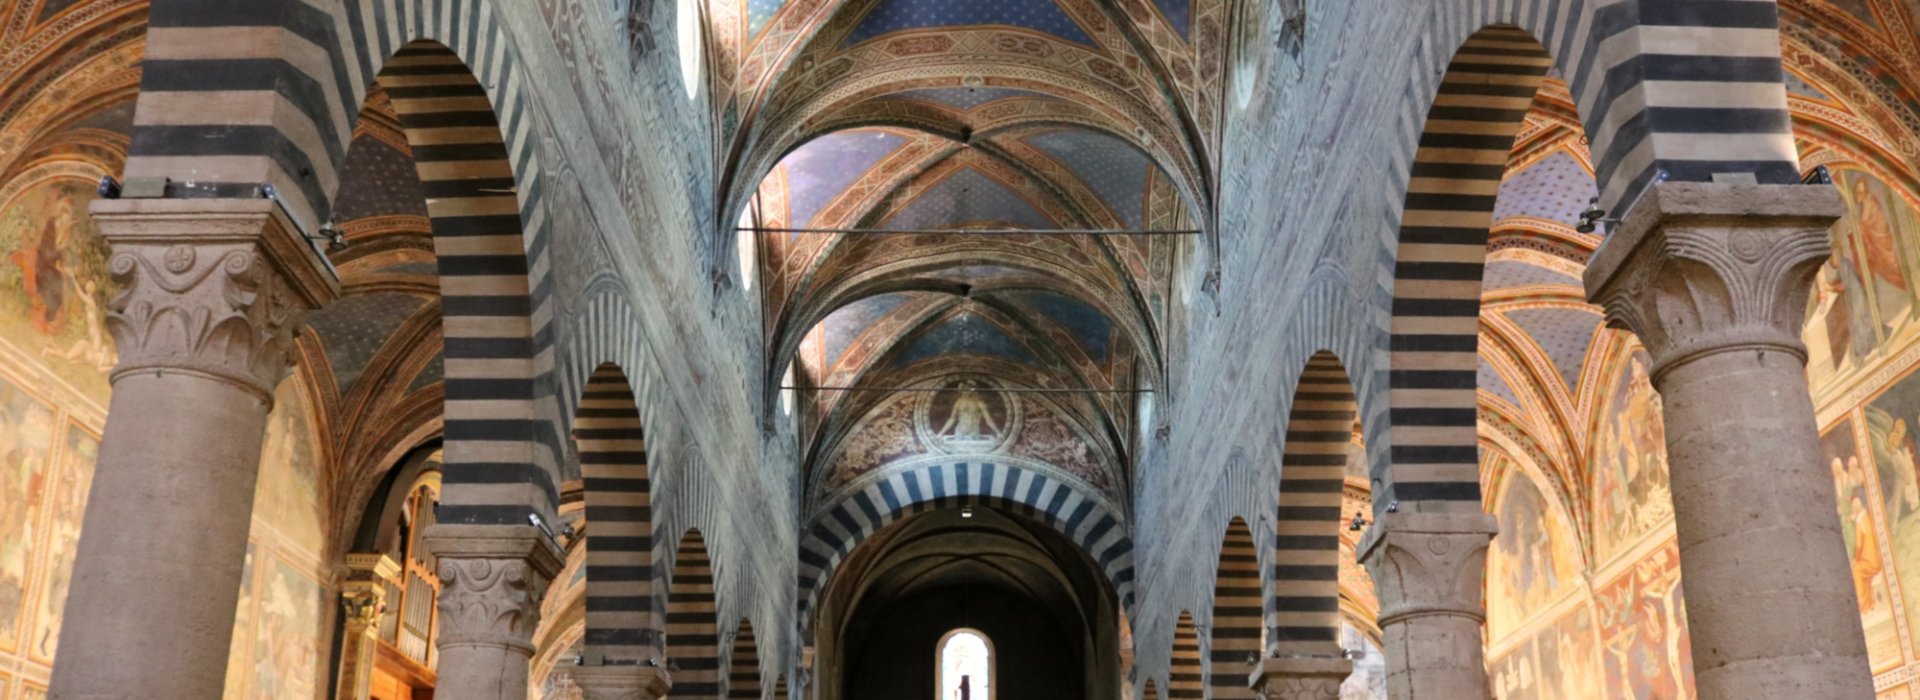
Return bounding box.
[960,506,975,519]
[97,175,122,200]
[1349,514,1367,531]
[317,222,350,252]
[1576,197,1609,234]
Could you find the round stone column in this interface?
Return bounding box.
[1585,181,1873,699]
[47,199,337,700]
[425,524,564,700]
[1356,511,1496,699]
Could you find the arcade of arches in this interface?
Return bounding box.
[5,0,1920,699]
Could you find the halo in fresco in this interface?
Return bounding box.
[916,376,1021,455]
[0,175,116,400]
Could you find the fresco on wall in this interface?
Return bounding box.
[1594,543,1693,700]
[1485,469,1581,643]
[1490,606,1601,700]
[0,374,54,653]
[1807,168,1920,383]
[1591,351,1674,566]
[244,555,327,700]
[0,178,116,398]
[1825,417,1901,670]
[827,374,1117,497]
[1864,365,1920,657]
[256,380,325,557]
[25,423,96,662]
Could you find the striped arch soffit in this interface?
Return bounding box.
[129,3,562,525]
[1142,678,1160,700]
[1169,611,1202,699]
[796,458,1137,632]
[1207,519,1260,700]
[1387,26,1554,512]
[668,530,722,699]
[381,40,559,526]
[773,674,789,700]
[1270,352,1355,657]
[727,619,763,699]
[576,364,655,664]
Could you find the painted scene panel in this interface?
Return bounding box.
[1590,350,1674,567]
[244,553,327,700]
[1485,465,1581,643]
[1824,416,1900,670]
[0,372,56,653]
[1490,605,1601,700]
[1595,542,1693,700]
[25,422,96,663]
[1862,364,1920,658]
[0,177,116,400]
[1807,168,1920,384]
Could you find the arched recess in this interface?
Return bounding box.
[1271,351,1357,656]
[727,618,762,698]
[575,363,655,664]
[668,529,722,698]
[1385,26,1554,512]
[1208,518,1261,699]
[1168,611,1202,699]
[1142,678,1160,700]
[796,459,1137,632]
[368,39,558,525]
[772,673,789,700]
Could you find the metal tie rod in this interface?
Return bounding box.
[740,226,1200,237]
[781,385,1152,394]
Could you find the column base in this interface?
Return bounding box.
[1250,657,1351,700]
[573,664,673,700]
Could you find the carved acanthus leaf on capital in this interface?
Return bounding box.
[435,557,550,653]
[1583,183,1846,378]
[1358,513,1496,627]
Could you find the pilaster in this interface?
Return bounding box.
[572,664,673,700]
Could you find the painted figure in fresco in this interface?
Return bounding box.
[1810,255,1856,371]
[938,381,1003,445]
[42,277,114,372]
[1831,454,1887,613]
[1850,175,1915,326]
[8,188,76,335]
[1885,420,1920,521]
[1596,354,1675,561]
[0,385,53,641]
[33,430,95,659]
[1599,549,1691,700]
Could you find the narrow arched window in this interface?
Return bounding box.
[936,629,994,700]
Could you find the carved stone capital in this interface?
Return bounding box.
[91,199,340,400]
[1584,182,1845,380]
[425,524,565,656]
[572,665,673,700]
[1358,512,1496,626]
[339,553,401,632]
[1250,657,1350,700]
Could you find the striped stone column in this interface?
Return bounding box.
[48,199,339,700]
[425,524,564,700]
[1585,182,1872,699]
[1356,512,1496,700]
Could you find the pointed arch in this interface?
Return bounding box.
[727,618,762,698]
[668,530,721,698]
[576,363,655,663]
[1209,519,1261,699]
[1142,678,1161,700]
[1270,351,1356,656]
[1385,26,1553,512]
[1168,611,1203,699]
